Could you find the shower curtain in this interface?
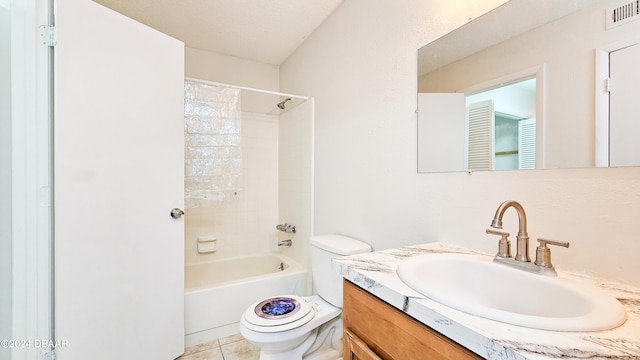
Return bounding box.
[184,80,242,208]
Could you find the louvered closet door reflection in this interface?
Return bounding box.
[518,118,536,169]
[467,100,494,171]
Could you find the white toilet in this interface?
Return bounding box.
[240,235,371,360]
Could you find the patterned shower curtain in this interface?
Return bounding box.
[184,80,242,208]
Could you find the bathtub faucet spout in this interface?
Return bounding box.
[278,239,292,247]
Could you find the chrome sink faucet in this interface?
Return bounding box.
[487,200,569,276]
[490,200,530,262]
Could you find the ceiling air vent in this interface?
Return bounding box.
[606,0,640,29]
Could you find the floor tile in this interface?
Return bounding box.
[176,346,224,360]
[182,339,220,357]
[220,338,260,360]
[218,333,246,346]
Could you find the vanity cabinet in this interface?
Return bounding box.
[343,280,482,360]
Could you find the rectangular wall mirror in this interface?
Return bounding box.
[417,0,640,173]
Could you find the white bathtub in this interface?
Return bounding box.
[184,253,308,346]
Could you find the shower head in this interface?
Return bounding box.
[277,98,292,110]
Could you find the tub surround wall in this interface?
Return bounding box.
[280,0,640,288]
[335,243,640,359]
[177,50,313,287]
[278,99,314,275]
[185,47,281,264]
[185,112,279,264]
[185,47,313,273]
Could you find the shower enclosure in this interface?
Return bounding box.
[183,78,314,345]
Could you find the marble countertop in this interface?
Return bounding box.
[333,242,640,360]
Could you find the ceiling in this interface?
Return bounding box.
[93,0,343,65]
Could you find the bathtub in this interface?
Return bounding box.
[184,253,308,346]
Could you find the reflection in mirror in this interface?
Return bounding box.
[417,0,640,173]
[466,77,536,171]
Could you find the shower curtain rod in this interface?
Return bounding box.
[185,77,309,101]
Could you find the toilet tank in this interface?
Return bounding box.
[310,235,371,308]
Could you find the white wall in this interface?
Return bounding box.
[185,47,280,114]
[281,0,640,288]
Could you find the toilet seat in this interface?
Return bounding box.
[242,295,316,333]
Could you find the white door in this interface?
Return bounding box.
[417,93,466,172]
[610,42,640,167]
[54,0,185,359]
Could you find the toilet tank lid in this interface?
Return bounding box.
[310,235,372,255]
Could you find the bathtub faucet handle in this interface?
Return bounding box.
[276,223,296,234]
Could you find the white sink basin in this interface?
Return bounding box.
[397,253,627,331]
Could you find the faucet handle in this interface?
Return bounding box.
[486,229,512,258]
[276,223,297,234]
[535,238,570,269]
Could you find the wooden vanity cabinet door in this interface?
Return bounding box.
[344,328,383,360]
[343,279,482,360]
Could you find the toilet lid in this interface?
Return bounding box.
[243,295,315,330]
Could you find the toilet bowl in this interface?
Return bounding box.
[240,295,341,360]
[239,235,371,360]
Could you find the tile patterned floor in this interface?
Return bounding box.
[177,334,259,360]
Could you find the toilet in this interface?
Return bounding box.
[240,235,372,360]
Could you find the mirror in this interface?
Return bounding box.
[417,0,640,173]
